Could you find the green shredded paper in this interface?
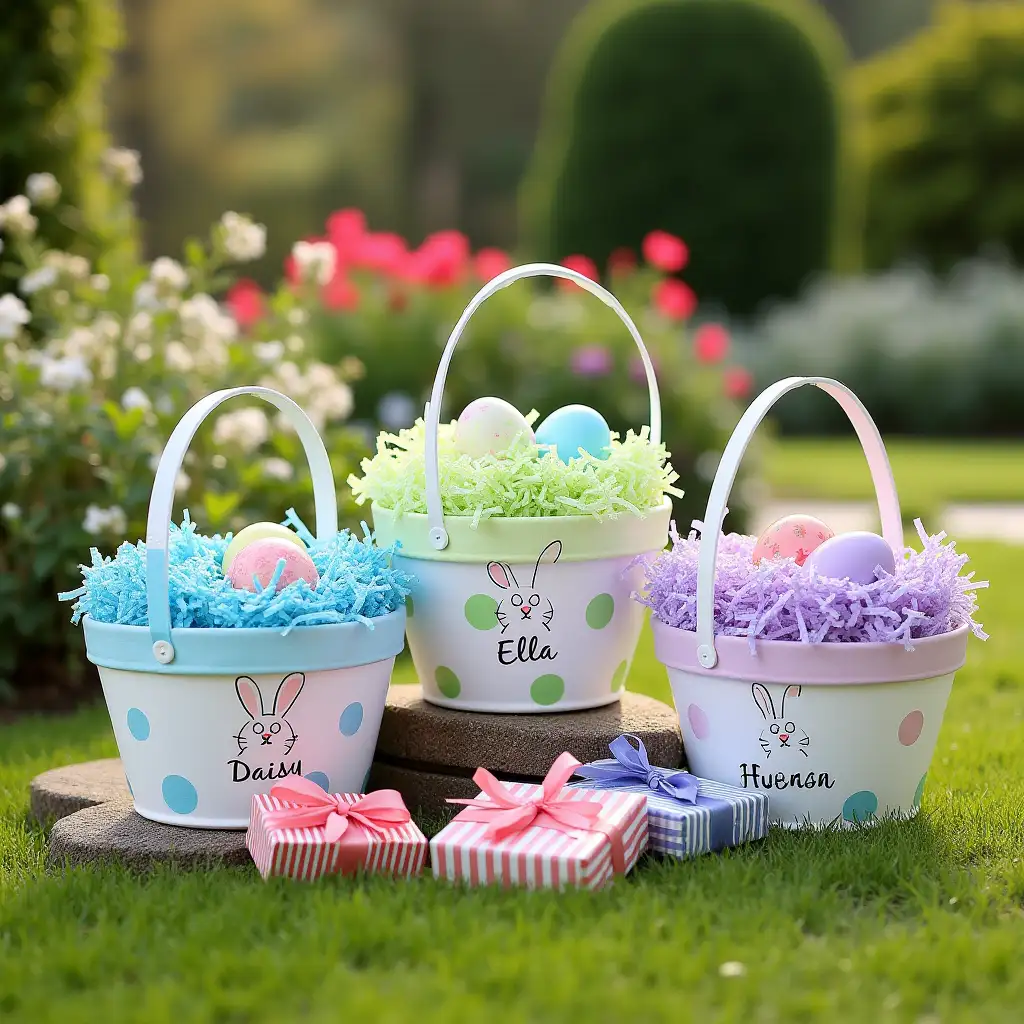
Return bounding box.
[348,415,681,523]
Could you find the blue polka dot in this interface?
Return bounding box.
[305,771,330,792]
[842,790,878,823]
[339,701,364,737]
[126,708,150,741]
[362,767,372,794]
[161,775,198,815]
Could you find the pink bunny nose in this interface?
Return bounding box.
[263,733,271,740]
[779,733,790,742]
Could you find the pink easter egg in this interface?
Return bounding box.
[227,537,320,593]
[752,514,834,567]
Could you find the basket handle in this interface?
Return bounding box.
[145,386,338,664]
[695,376,902,669]
[424,262,662,550]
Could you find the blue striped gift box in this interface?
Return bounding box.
[568,776,769,858]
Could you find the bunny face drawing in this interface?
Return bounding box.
[487,540,562,635]
[234,673,305,758]
[752,683,809,759]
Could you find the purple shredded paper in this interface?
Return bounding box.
[636,519,988,650]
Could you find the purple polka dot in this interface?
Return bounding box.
[687,703,710,740]
[898,709,924,746]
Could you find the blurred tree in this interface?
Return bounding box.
[520,0,856,317]
[854,1,1024,271]
[0,0,123,273]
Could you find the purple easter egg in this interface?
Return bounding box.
[804,531,896,584]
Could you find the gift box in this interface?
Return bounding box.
[248,777,427,881]
[430,752,648,890]
[570,735,769,858]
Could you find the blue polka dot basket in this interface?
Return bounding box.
[82,387,406,829]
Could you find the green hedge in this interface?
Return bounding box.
[854,3,1024,271]
[0,1,121,261]
[521,0,855,317]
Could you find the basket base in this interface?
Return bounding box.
[422,690,624,714]
[131,804,249,830]
[773,803,921,831]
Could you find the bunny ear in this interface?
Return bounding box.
[273,672,305,718]
[781,684,802,718]
[532,540,562,588]
[235,676,263,720]
[751,683,776,721]
[487,562,517,590]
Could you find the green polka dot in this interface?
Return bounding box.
[530,674,565,706]
[914,773,927,809]
[586,593,615,629]
[464,593,498,630]
[435,666,461,699]
[406,595,414,618]
[611,660,629,691]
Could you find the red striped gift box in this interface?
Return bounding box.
[430,785,648,890]
[248,792,428,881]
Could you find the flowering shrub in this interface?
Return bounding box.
[0,153,364,697]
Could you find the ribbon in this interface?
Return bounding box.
[264,776,412,872]
[447,751,625,873]
[573,734,699,803]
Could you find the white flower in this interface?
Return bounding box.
[82,504,127,537]
[0,294,31,338]
[101,148,143,188]
[19,266,58,295]
[254,340,284,364]
[122,387,152,412]
[213,407,270,452]
[179,293,237,346]
[133,282,161,311]
[39,354,92,391]
[91,274,110,292]
[718,961,747,978]
[60,326,99,359]
[260,457,293,481]
[219,212,266,262]
[1,195,38,237]
[133,343,153,363]
[287,308,307,326]
[150,257,188,296]
[92,314,120,343]
[211,453,227,469]
[155,395,174,415]
[175,471,191,493]
[290,240,336,286]
[377,392,417,430]
[127,311,153,342]
[26,173,60,207]
[66,255,90,281]
[164,340,195,372]
[286,334,305,354]
[52,289,69,307]
[1,502,20,521]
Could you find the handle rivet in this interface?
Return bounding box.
[152,640,175,665]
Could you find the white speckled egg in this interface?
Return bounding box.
[454,397,533,458]
[804,531,897,584]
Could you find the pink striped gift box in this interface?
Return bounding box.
[430,784,648,890]
[248,792,427,881]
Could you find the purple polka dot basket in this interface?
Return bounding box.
[648,378,980,829]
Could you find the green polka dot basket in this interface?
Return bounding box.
[371,265,671,714]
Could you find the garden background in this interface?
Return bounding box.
[1,1,1023,1021]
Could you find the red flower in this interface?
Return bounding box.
[607,247,637,276]
[326,209,366,260]
[652,278,696,320]
[694,322,730,364]
[642,231,689,273]
[226,279,264,329]
[724,366,754,400]
[558,254,599,290]
[406,230,470,288]
[322,270,360,312]
[473,248,511,282]
[357,232,408,276]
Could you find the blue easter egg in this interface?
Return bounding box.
[535,405,612,463]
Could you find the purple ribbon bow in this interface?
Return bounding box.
[574,734,699,803]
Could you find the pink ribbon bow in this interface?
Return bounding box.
[264,776,411,843]
[447,751,625,872]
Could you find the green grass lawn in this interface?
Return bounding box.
[765,439,1024,511]
[1,543,1022,1023]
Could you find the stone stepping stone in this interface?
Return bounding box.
[370,685,681,817]
[47,800,250,871]
[30,758,128,823]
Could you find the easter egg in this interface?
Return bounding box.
[222,521,306,573]
[226,537,320,593]
[454,397,533,458]
[752,514,834,566]
[805,531,896,584]
[535,404,612,463]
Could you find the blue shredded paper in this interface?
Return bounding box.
[59,509,413,631]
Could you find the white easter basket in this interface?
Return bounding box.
[654,377,969,828]
[371,263,671,713]
[82,387,405,829]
